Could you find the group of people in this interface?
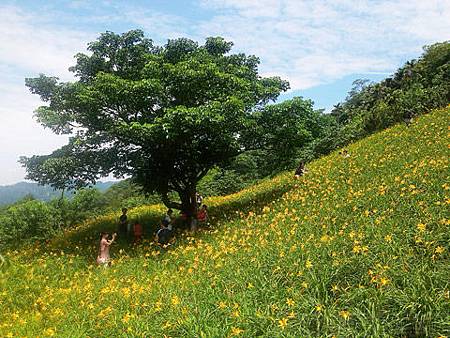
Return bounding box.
[97,150,354,266]
[96,199,209,266]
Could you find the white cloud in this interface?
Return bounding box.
[0,5,91,79]
[0,5,88,184]
[1,0,449,184]
[0,80,69,185]
[118,9,191,42]
[201,0,283,17]
[198,0,450,89]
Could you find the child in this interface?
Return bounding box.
[197,205,209,224]
[133,221,143,244]
[97,232,117,266]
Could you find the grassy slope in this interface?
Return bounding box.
[0,107,449,337]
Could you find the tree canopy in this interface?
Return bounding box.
[22,30,289,213]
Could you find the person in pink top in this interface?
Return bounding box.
[97,232,117,266]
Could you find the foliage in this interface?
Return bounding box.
[22,30,289,213]
[1,107,448,337]
[0,200,59,246]
[102,179,161,209]
[332,41,449,136]
[242,97,328,174]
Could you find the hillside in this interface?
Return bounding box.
[0,181,117,206]
[0,107,449,337]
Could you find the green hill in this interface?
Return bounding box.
[0,107,449,337]
[0,181,116,206]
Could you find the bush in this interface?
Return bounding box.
[0,200,60,246]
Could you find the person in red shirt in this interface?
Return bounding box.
[197,205,209,224]
[133,221,143,244]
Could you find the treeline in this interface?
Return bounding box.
[1,41,448,247]
[200,41,450,193]
[0,180,157,247]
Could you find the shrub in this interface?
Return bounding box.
[0,200,59,246]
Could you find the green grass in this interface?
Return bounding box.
[1,107,449,337]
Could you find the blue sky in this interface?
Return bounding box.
[0,0,449,185]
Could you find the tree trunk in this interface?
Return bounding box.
[160,187,198,215]
[160,185,199,231]
[179,188,198,216]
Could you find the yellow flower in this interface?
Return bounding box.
[278,318,288,329]
[171,295,180,306]
[122,313,132,324]
[339,310,350,320]
[218,301,227,309]
[435,246,445,254]
[44,327,56,336]
[384,235,392,243]
[154,300,162,312]
[417,223,426,232]
[380,277,390,286]
[230,327,244,336]
[315,304,323,312]
[286,298,295,307]
[305,260,313,269]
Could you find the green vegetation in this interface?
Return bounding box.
[1,107,448,337]
[1,30,449,336]
[21,30,294,214]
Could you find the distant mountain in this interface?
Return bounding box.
[0,181,116,206]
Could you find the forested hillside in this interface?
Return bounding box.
[0,181,115,206]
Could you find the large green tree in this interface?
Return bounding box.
[22,30,288,215]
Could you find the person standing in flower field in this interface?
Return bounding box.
[97,232,117,266]
[118,208,128,237]
[294,161,308,179]
[339,149,350,158]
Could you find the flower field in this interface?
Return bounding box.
[1,107,449,337]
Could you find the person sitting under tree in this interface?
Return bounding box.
[156,222,171,245]
[155,209,174,245]
[133,221,143,244]
[162,209,174,231]
[197,204,209,225]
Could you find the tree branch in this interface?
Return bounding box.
[160,192,182,210]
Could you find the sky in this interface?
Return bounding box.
[0,0,449,185]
